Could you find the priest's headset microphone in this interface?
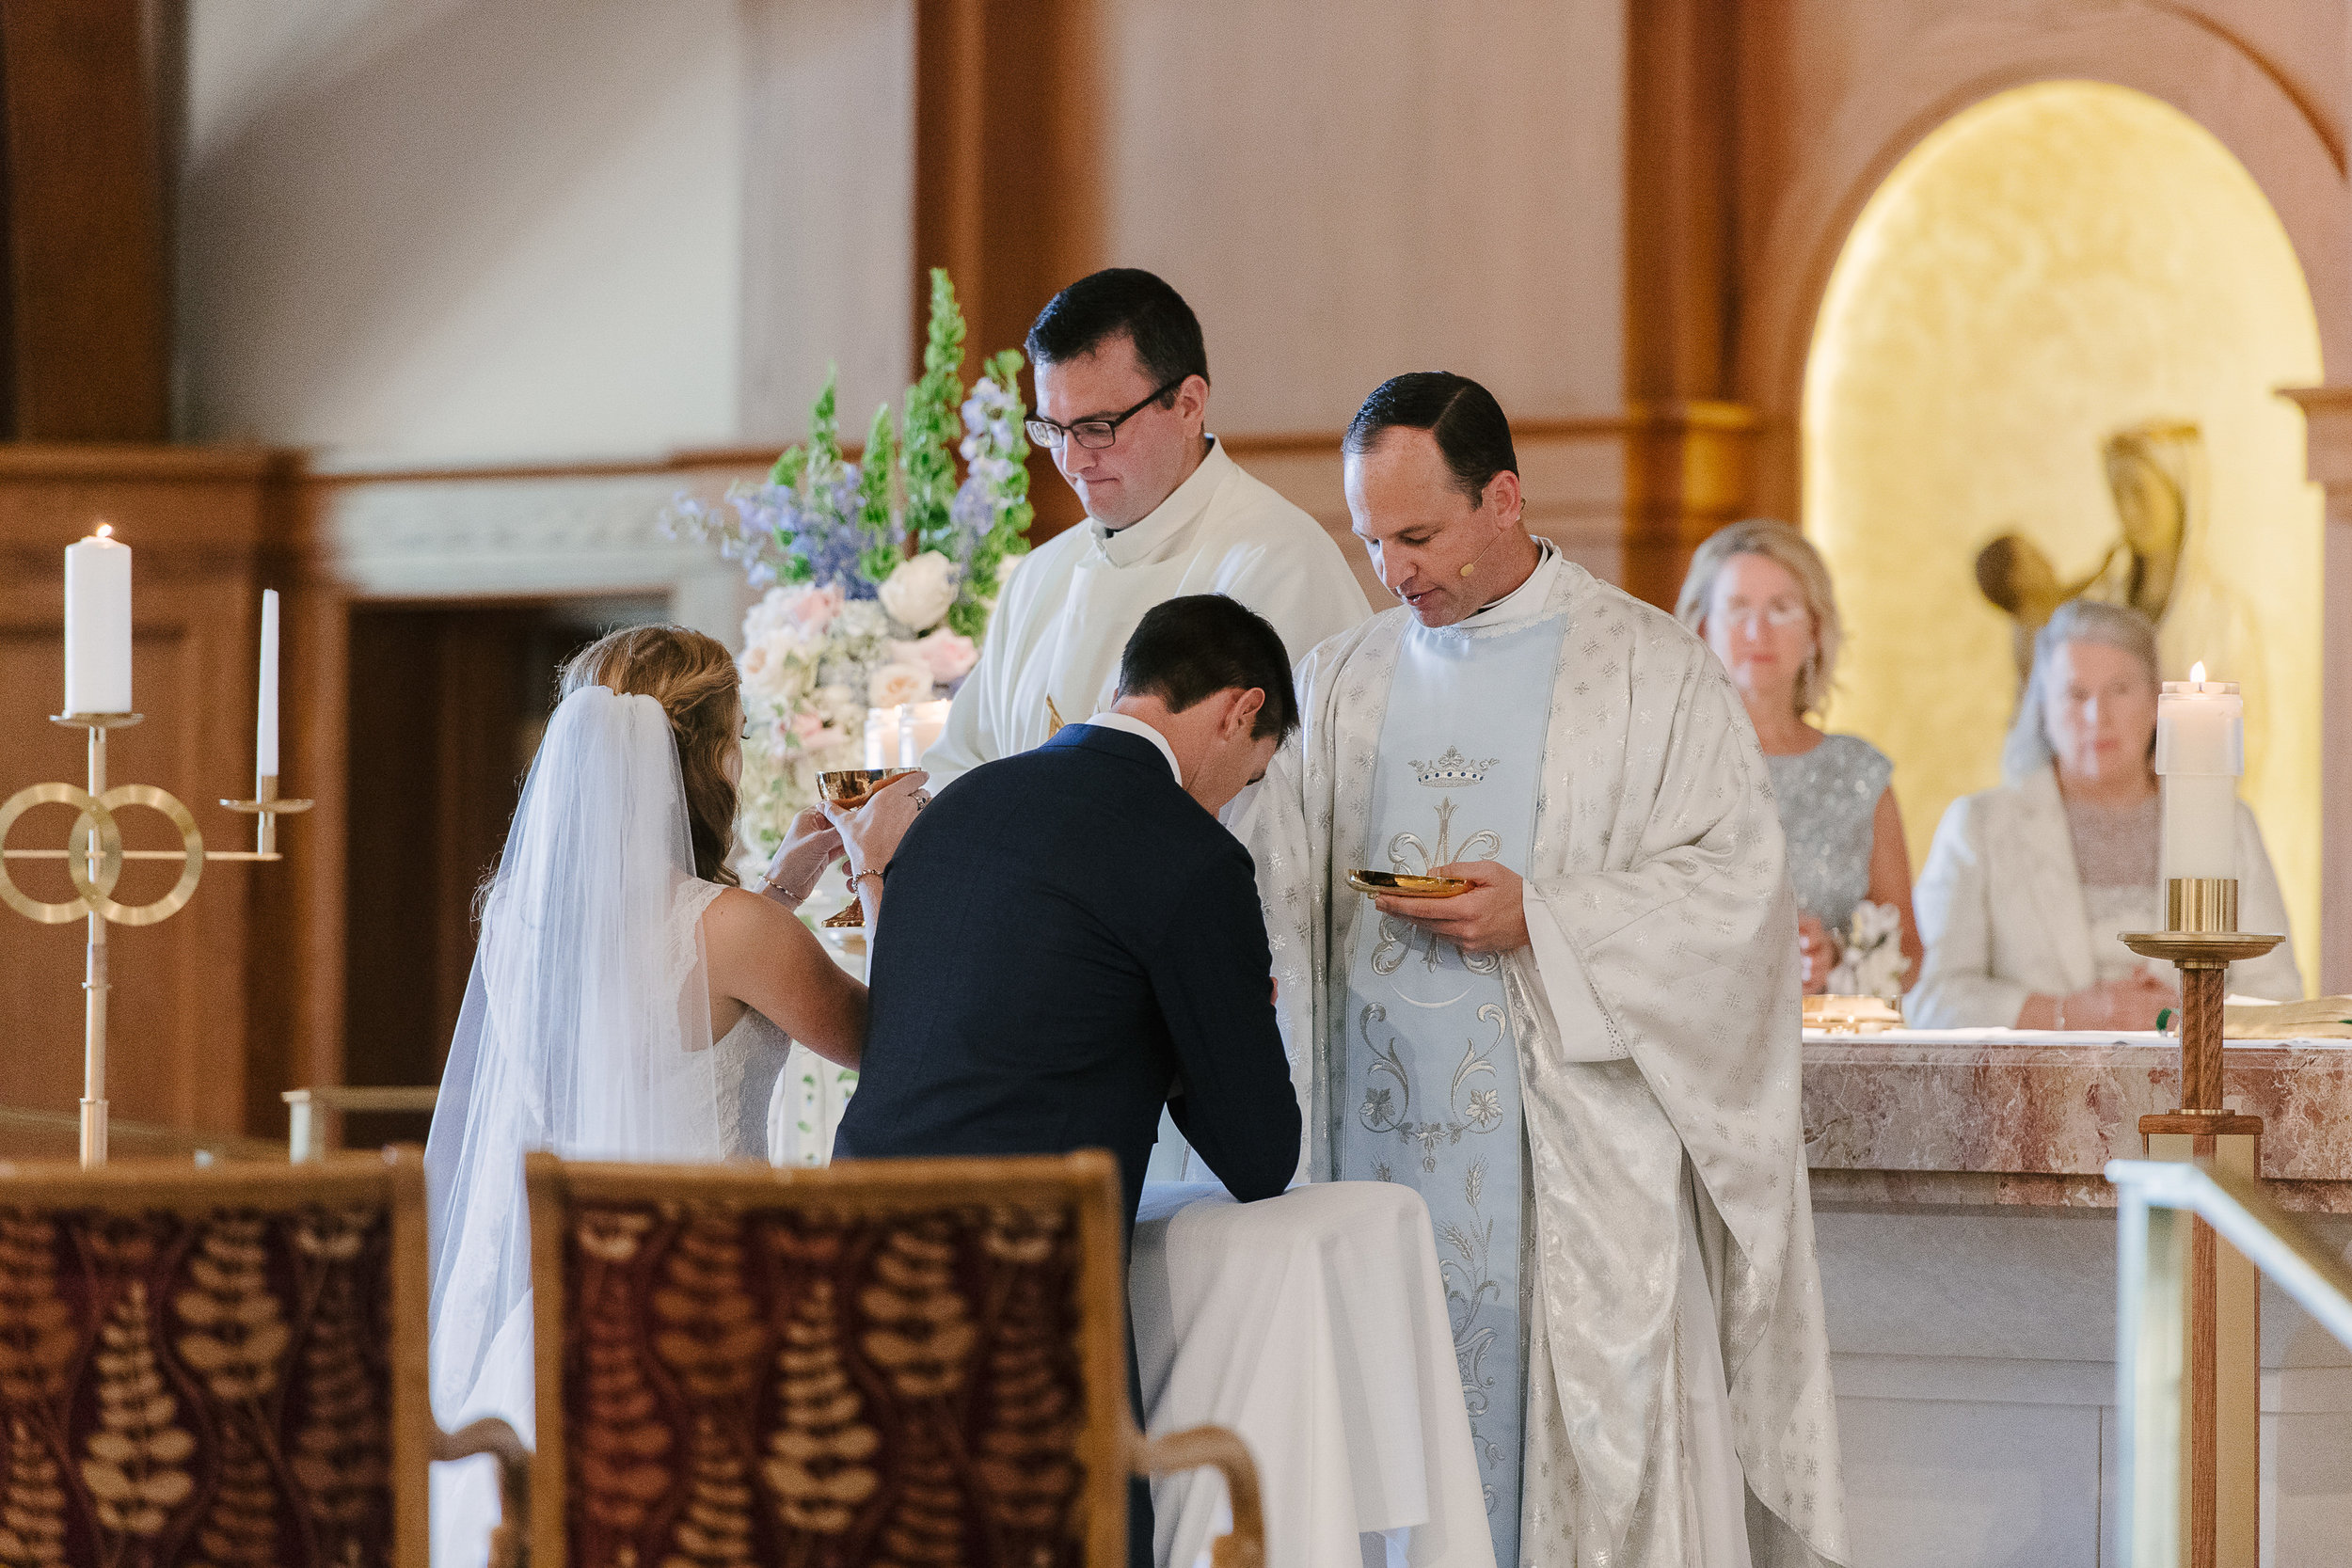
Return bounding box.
[1389,518,1509,603]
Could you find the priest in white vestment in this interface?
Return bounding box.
[1243,373,1849,1568]
[922,267,1369,787]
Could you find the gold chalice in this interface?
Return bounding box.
[815,768,915,928]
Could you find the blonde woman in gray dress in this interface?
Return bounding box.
[1678,519,1923,994]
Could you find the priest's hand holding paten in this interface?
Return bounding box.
[1369,859,1529,954]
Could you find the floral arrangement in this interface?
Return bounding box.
[662,269,1033,856]
[1824,900,1907,1004]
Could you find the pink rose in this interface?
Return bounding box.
[913,628,978,684]
[784,583,845,636]
[790,710,828,746]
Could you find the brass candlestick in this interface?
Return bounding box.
[0,715,310,1166]
[2121,875,2282,1568]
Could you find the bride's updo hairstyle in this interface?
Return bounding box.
[559,624,742,885]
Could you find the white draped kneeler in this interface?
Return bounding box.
[1130,1181,1496,1568]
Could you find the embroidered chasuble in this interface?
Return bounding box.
[1341,604,1564,1567]
[1243,548,1851,1568]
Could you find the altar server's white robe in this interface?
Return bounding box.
[1243,555,1850,1568]
[922,436,1371,787]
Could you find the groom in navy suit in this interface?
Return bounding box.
[836,592,1302,1216]
[834,594,1304,1567]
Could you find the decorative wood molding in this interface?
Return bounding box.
[2280,383,2352,994]
[2280,385,2352,498]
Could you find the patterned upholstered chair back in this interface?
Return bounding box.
[526,1149,1261,1568]
[0,1150,434,1568]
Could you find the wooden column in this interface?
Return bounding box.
[0,0,177,439]
[2280,386,2352,995]
[914,0,1099,544]
[1621,0,1756,607]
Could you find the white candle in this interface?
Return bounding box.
[2155,663,2241,882]
[63,525,132,715]
[256,590,279,787]
[905,698,951,768]
[864,705,903,770]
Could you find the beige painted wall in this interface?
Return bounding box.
[739,0,915,447]
[179,0,743,467]
[1087,0,1624,436]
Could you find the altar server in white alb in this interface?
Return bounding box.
[1244,373,1849,1568]
[921,267,1369,786]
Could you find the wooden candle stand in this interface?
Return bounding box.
[2122,879,2283,1568]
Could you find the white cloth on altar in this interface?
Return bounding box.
[1130,1181,1495,1568]
[1241,553,1850,1567]
[920,435,1371,790]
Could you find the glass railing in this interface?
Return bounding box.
[2106,1157,2352,1567]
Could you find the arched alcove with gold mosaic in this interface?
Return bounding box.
[1803,79,2324,986]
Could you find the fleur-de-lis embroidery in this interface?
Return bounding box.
[1375,798,1502,975]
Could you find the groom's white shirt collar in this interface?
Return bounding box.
[1078,711,1182,784]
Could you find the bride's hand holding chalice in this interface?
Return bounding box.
[815,768,930,928]
[757,808,843,910]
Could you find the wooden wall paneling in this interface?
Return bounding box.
[0,447,274,1136]
[0,0,173,439]
[1621,0,1757,608]
[915,0,1101,545]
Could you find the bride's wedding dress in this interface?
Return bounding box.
[420,686,781,1566]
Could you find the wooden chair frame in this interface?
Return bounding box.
[525,1148,1263,1568]
[0,1147,527,1568]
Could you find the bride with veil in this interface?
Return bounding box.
[421,624,923,1566]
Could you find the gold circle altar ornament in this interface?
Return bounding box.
[0,781,204,926]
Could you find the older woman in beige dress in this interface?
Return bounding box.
[1910,599,2300,1029]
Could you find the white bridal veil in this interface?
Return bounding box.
[422,685,723,1559]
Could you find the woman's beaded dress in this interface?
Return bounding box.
[1764,733,1891,931]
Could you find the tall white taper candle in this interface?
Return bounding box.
[2155,663,2241,883]
[63,525,132,714]
[256,589,279,790]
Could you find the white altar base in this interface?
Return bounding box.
[1817,1202,2352,1567]
[1804,1026,2352,1566]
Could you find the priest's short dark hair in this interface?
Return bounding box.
[1343,372,1519,504]
[1116,594,1299,741]
[1026,268,1210,396]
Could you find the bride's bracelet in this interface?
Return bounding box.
[758,869,813,905]
[847,868,885,895]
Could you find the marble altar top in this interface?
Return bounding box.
[1801,1028,2352,1212]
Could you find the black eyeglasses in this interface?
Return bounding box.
[1025,376,1186,451]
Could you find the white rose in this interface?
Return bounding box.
[867,661,933,709]
[878,550,960,633]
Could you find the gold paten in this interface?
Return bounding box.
[1346,869,1472,899]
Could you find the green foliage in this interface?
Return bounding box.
[856,404,901,587]
[900,269,967,558]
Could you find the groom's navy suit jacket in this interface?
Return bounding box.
[834,723,1301,1228]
